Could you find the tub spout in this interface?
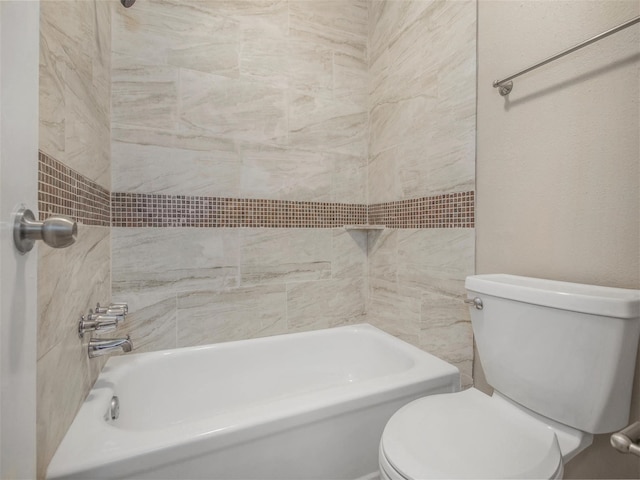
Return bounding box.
[88,335,133,358]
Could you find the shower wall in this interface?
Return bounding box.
[36,0,478,476]
[110,1,370,350]
[37,0,112,477]
[366,0,476,384]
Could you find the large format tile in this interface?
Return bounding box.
[420,289,473,381]
[397,229,475,297]
[367,277,421,345]
[176,284,287,347]
[240,229,332,285]
[331,151,367,204]
[332,228,367,279]
[286,277,366,332]
[112,228,240,296]
[239,143,332,201]
[289,0,368,60]
[117,295,178,354]
[111,56,179,131]
[40,0,111,188]
[179,68,287,144]
[38,226,111,359]
[112,135,241,196]
[37,330,107,480]
[289,92,367,157]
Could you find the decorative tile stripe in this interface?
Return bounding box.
[38,151,111,226]
[38,152,474,229]
[369,191,475,228]
[111,192,474,228]
[111,193,368,228]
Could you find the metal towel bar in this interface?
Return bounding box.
[494,16,640,96]
[611,421,640,457]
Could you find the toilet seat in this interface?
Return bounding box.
[380,388,564,479]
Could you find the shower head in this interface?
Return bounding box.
[121,0,136,7]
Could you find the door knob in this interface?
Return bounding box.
[13,207,77,254]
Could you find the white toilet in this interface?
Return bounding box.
[379,274,640,480]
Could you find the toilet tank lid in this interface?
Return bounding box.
[465,274,640,319]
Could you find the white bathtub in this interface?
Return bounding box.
[47,324,459,480]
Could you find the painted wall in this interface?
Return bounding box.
[110,1,369,350]
[476,1,639,478]
[0,2,39,477]
[37,1,112,477]
[366,0,476,384]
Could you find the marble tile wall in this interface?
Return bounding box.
[366,0,476,385]
[36,2,477,476]
[368,0,476,203]
[110,1,370,350]
[37,1,112,478]
[112,227,368,352]
[111,0,368,204]
[110,0,477,386]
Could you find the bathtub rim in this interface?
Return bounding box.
[46,323,460,479]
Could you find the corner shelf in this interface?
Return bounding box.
[344,225,385,231]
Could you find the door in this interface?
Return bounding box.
[0,1,39,478]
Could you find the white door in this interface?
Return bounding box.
[0,1,39,478]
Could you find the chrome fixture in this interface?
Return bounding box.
[79,303,128,337]
[493,15,640,96]
[611,422,640,457]
[109,396,120,421]
[13,207,77,254]
[95,303,128,319]
[88,336,133,358]
[464,296,484,310]
[78,314,120,338]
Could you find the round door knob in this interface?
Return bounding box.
[13,207,77,254]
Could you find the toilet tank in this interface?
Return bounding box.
[466,274,640,434]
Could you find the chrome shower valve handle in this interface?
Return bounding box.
[95,303,129,318]
[78,313,120,338]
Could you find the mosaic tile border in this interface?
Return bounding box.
[38,152,111,226]
[112,192,474,228]
[39,152,474,229]
[369,191,474,228]
[111,193,368,228]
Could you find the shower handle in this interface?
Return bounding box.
[13,207,77,254]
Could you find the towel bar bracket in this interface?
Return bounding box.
[493,15,639,96]
[494,80,513,96]
[611,421,640,457]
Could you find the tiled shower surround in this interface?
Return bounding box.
[38,1,476,477]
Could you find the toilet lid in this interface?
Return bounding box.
[381,388,563,479]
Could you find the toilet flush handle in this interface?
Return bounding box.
[464,297,483,310]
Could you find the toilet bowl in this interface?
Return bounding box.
[379,274,640,480]
[379,389,566,480]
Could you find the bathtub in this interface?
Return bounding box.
[47,324,459,480]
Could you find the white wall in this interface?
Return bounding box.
[477,0,639,288]
[0,1,39,477]
[477,1,639,477]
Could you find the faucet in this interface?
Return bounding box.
[88,335,133,358]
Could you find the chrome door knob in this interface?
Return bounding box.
[13,207,77,253]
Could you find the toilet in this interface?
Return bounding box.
[379,274,640,480]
